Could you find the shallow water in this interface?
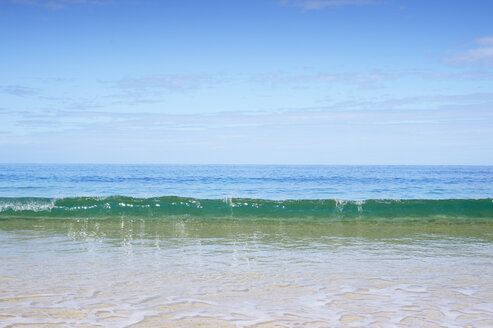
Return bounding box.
[1,219,493,327]
[1,165,492,327]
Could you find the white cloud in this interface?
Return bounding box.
[0,85,39,97]
[476,36,493,46]
[108,73,227,105]
[10,91,493,134]
[7,0,112,9]
[251,70,398,89]
[115,74,221,93]
[278,0,375,10]
[446,36,493,65]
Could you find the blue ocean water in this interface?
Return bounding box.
[1,165,493,327]
[1,164,492,200]
[1,164,492,221]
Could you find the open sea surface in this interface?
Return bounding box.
[1,164,493,327]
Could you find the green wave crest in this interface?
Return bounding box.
[0,196,492,222]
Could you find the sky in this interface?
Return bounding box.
[0,0,492,164]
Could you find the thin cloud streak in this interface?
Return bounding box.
[9,91,493,135]
[446,36,493,65]
[7,0,113,9]
[0,85,39,97]
[107,73,228,104]
[278,0,375,10]
[115,74,225,93]
[251,70,398,88]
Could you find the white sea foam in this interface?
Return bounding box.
[223,196,233,206]
[0,199,56,212]
[355,200,365,212]
[335,198,346,212]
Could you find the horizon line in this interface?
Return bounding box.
[1,163,492,166]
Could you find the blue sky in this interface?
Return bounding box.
[1,0,492,164]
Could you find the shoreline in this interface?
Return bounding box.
[1,218,493,327]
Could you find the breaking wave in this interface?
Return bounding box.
[1,196,492,222]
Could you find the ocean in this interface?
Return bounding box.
[1,164,493,327]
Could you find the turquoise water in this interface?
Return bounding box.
[1,164,492,221]
[1,196,492,222]
[1,165,493,326]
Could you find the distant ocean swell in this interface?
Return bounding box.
[0,196,492,222]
